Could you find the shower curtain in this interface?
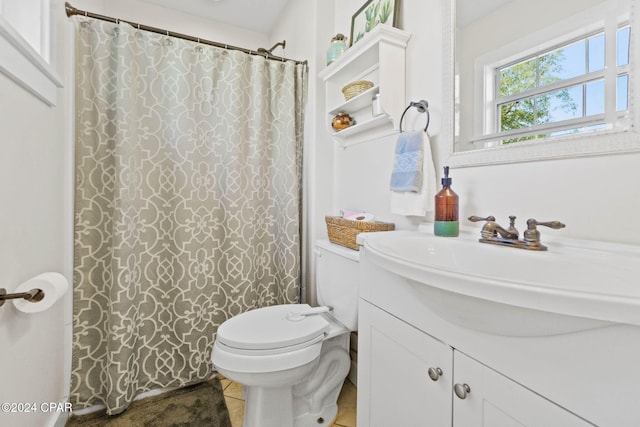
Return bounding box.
[70,18,307,414]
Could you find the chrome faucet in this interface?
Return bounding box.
[468,215,565,251]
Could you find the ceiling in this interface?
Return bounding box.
[140,0,515,36]
[140,0,290,33]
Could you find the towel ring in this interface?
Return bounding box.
[399,100,430,132]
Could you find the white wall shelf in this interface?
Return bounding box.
[319,25,410,147]
[327,84,379,116]
[329,114,391,139]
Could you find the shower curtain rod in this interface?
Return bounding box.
[64,2,307,66]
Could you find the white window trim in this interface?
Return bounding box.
[447,0,640,167]
[0,10,63,106]
[472,5,627,147]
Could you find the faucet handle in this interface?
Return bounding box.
[529,219,566,230]
[468,216,499,239]
[468,215,496,222]
[524,218,566,248]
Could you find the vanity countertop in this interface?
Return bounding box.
[358,228,640,329]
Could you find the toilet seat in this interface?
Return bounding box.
[216,304,330,351]
[213,304,331,373]
[216,304,330,354]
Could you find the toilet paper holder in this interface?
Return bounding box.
[0,287,45,308]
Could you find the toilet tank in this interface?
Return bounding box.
[315,239,360,331]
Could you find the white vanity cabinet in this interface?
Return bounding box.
[318,25,410,146]
[352,227,640,427]
[358,300,591,427]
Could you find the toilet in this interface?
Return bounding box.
[212,239,359,427]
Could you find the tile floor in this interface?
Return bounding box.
[218,374,357,427]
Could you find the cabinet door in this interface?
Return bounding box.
[358,301,452,426]
[452,351,593,427]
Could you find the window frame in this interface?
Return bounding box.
[0,0,63,106]
[467,2,633,149]
[487,26,630,145]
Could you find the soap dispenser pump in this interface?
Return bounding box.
[434,166,459,237]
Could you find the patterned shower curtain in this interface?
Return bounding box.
[70,18,306,414]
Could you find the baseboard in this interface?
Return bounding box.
[48,407,70,427]
[70,384,182,417]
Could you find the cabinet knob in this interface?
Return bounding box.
[427,367,443,381]
[454,383,471,399]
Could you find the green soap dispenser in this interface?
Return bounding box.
[434,166,459,237]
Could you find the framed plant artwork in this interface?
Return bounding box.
[350,0,399,46]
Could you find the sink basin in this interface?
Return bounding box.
[359,229,640,336]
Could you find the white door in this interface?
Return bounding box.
[0,4,69,427]
[452,351,594,427]
[358,300,453,426]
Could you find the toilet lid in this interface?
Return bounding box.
[216,304,330,351]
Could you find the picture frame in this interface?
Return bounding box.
[349,0,399,47]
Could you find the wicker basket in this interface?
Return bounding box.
[325,216,395,250]
[341,80,374,101]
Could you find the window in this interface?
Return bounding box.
[493,26,630,144]
[470,4,632,149]
[0,0,62,106]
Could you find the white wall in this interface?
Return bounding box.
[454,153,640,244]
[0,2,71,426]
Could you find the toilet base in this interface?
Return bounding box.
[244,385,295,427]
[221,359,320,427]
[292,332,351,427]
[223,332,351,427]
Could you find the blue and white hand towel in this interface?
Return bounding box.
[390,131,437,216]
[390,130,424,192]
